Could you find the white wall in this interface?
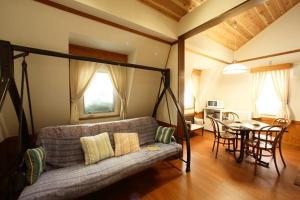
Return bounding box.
[0,0,172,139]
[212,4,300,120]
[53,0,178,41]
[184,35,230,113]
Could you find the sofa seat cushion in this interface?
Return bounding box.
[19,142,182,200]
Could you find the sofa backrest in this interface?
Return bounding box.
[37,117,158,168]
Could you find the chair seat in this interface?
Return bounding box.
[220,131,236,139]
[246,139,273,149]
[254,134,275,142]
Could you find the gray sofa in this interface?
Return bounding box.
[19,117,182,200]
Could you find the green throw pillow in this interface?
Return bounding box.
[24,147,46,185]
[155,126,175,144]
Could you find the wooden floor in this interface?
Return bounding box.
[81,131,300,200]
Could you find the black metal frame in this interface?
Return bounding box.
[0,40,190,172]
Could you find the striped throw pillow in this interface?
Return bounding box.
[114,133,140,156]
[80,132,114,165]
[24,147,46,185]
[155,126,175,144]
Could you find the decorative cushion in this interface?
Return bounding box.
[114,133,140,156]
[24,147,46,185]
[80,132,114,165]
[155,126,175,144]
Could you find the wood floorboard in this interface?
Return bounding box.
[80,131,300,200]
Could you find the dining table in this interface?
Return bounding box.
[221,120,271,163]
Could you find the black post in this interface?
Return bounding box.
[167,88,190,172]
[0,41,13,110]
[23,59,35,137]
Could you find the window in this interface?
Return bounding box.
[80,71,120,119]
[256,74,281,116]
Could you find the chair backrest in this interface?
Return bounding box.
[255,125,285,150]
[207,116,218,137]
[223,112,239,121]
[273,118,290,127]
[207,116,225,138]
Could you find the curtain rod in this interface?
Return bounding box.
[12,44,167,73]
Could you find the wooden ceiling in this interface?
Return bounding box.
[203,0,300,51]
[139,0,208,21]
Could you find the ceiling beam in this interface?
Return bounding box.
[180,0,266,40]
[139,0,182,21]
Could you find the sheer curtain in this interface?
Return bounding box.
[271,69,290,119]
[70,60,98,123]
[108,65,127,119]
[252,72,267,118]
[191,69,201,112]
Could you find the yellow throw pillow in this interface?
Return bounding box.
[114,133,140,156]
[80,132,114,165]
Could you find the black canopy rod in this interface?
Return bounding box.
[12,44,167,73]
[0,40,190,173]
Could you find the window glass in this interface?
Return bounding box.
[256,74,281,116]
[83,72,115,114]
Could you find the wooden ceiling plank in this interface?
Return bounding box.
[222,22,248,46]
[247,8,267,30]
[235,12,261,36]
[265,0,282,19]
[151,0,187,16]
[280,0,294,10]
[210,26,241,50]
[254,4,274,25]
[226,19,254,40]
[139,0,181,21]
[204,30,235,50]
[276,0,289,11]
[289,0,300,6]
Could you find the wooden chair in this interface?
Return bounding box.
[254,118,290,168]
[208,116,237,158]
[245,124,289,176]
[223,112,240,121]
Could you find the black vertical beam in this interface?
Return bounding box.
[0,41,13,110]
[167,87,191,172]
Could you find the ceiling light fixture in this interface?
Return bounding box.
[223,21,248,74]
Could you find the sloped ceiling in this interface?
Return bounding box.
[203,0,300,50]
[139,0,208,21]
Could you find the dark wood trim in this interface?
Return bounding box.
[69,44,128,63]
[186,47,230,64]
[177,37,185,137]
[33,0,173,45]
[180,0,265,39]
[238,48,300,63]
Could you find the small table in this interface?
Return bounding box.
[222,120,270,163]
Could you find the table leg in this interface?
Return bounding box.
[236,130,249,163]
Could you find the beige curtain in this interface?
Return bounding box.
[251,72,267,118]
[108,65,127,119]
[70,60,98,123]
[191,69,201,112]
[271,69,290,119]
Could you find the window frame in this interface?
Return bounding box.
[78,68,121,120]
